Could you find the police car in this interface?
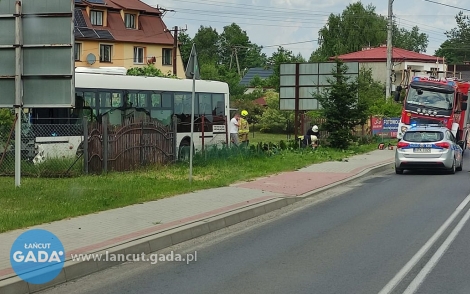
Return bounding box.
[395,124,464,174]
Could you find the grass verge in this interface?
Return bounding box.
[0,142,380,233]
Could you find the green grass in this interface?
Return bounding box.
[0,141,378,233]
[248,131,294,145]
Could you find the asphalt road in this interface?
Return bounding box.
[40,159,470,294]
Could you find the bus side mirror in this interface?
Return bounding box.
[462,102,467,111]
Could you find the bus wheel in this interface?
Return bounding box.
[178,140,191,161]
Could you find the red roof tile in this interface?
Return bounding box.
[253,97,267,106]
[331,46,443,63]
[108,0,160,14]
[104,12,173,45]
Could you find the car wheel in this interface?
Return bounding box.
[395,168,403,174]
[457,157,463,171]
[449,158,456,174]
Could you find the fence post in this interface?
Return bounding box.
[201,115,205,152]
[225,116,229,146]
[83,118,88,175]
[173,115,177,162]
[103,115,108,173]
[140,120,144,166]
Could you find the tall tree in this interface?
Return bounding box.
[314,2,388,59]
[219,23,266,73]
[393,25,428,53]
[177,31,192,69]
[311,1,428,60]
[192,26,220,65]
[314,60,368,149]
[267,46,305,91]
[435,12,470,64]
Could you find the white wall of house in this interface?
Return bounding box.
[360,61,447,91]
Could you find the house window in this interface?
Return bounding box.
[162,48,172,65]
[74,43,82,61]
[100,44,112,62]
[90,10,103,26]
[134,47,144,64]
[124,13,136,29]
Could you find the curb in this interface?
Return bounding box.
[0,161,393,294]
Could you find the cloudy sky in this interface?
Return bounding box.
[141,0,468,59]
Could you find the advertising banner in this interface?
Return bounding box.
[371,117,399,137]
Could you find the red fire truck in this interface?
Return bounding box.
[394,75,470,150]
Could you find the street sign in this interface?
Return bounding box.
[0,0,75,108]
[0,0,74,187]
[279,62,359,110]
[185,43,200,80]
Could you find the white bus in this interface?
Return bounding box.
[29,67,230,161]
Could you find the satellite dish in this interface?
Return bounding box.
[86,53,96,65]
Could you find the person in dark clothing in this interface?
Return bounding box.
[303,125,320,148]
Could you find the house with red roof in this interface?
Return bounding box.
[74,0,184,77]
[330,45,447,90]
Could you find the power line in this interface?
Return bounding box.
[263,40,318,48]
[422,0,470,12]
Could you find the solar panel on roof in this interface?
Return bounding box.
[86,0,105,4]
[74,9,87,28]
[77,27,99,38]
[95,30,114,40]
[74,30,83,38]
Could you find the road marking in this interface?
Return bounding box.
[378,193,470,294]
[403,206,470,293]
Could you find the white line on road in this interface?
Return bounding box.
[403,206,470,293]
[377,193,470,294]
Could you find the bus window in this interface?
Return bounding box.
[83,92,96,108]
[107,109,122,126]
[162,93,172,108]
[99,91,122,108]
[198,93,212,115]
[128,92,147,108]
[151,93,161,107]
[175,92,198,116]
[138,93,147,107]
[212,94,224,116]
[151,109,172,126]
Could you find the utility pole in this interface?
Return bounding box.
[172,26,178,76]
[230,46,249,76]
[386,0,394,99]
[166,25,187,76]
[234,47,241,76]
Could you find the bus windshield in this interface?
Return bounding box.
[406,87,454,110]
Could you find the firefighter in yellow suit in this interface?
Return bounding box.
[239,110,250,147]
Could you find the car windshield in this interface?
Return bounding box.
[406,88,453,110]
[403,131,444,142]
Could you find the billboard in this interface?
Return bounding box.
[0,0,75,108]
[279,62,359,110]
[371,116,400,137]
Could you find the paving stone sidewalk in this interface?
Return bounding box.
[0,149,395,284]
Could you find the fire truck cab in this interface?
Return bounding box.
[395,75,469,151]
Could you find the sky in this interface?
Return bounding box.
[141,0,469,60]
